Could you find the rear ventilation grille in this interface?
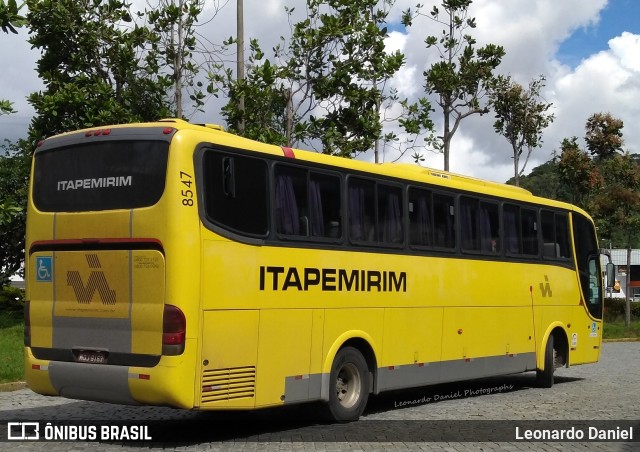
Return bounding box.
[201,366,256,404]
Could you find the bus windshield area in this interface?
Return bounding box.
[33,140,169,212]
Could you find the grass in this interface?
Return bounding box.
[603,319,640,340]
[0,309,24,384]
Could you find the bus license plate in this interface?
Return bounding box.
[77,351,107,364]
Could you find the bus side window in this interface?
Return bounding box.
[542,210,572,259]
[348,178,376,243]
[555,213,571,258]
[204,151,268,236]
[275,165,307,236]
[309,172,342,239]
[521,208,539,256]
[222,157,235,198]
[378,184,403,244]
[460,196,479,251]
[504,204,520,254]
[480,201,500,254]
[433,193,455,249]
[409,188,433,247]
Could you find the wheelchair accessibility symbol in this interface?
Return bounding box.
[36,256,53,282]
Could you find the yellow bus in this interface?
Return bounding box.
[25,119,612,421]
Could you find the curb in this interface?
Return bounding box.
[0,381,26,392]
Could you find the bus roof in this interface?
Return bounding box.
[40,118,588,217]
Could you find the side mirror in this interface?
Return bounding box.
[605,262,615,288]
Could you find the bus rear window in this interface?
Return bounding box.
[33,141,169,212]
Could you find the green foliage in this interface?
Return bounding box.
[0,285,24,311]
[604,298,640,322]
[404,0,504,170]
[509,159,570,201]
[585,112,624,160]
[0,140,29,288]
[0,0,25,34]
[489,75,554,186]
[0,294,23,383]
[26,0,172,143]
[217,39,290,145]
[147,0,223,117]
[218,0,431,159]
[590,153,640,248]
[1,0,26,115]
[0,99,16,116]
[556,137,597,209]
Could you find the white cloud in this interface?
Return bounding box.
[2,0,639,183]
[378,0,640,183]
[609,31,640,71]
[547,31,640,160]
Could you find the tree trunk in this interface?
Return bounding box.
[174,0,184,118]
[512,141,520,186]
[285,88,293,147]
[237,0,245,133]
[443,108,450,171]
[626,245,632,327]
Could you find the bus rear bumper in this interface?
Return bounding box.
[25,343,197,409]
[25,348,139,405]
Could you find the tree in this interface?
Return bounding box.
[220,39,290,145]
[489,75,554,186]
[590,153,640,326]
[0,0,26,115]
[508,159,569,201]
[0,0,25,34]
[146,0,227,118]
[0,140,29,287]
[585,112,624,161]
[218,0,433,159]
[556,137,598,209]
[26,0,172,143]
[403,0,504,170]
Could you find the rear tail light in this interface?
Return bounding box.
[24,300,31,347]
[162,304,185,355]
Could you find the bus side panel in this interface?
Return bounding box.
[199,310,260,408]
[256,309,313,406]
[444,306,535,358]
[321,308,384,384]
[568,307,602,365]
[379,307,443,390]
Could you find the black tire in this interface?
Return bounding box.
[536,335,555,388]
[324,346,370,422]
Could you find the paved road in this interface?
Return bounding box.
[1,341,638,451]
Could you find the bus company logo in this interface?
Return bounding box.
[539,275,553,298]
[67,254,116,305]
[56,176,132,191]
[7,422,40,440]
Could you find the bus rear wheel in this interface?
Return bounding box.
[324,346,369,422]
[536,335,555,388]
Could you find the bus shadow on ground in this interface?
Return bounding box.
[1,372,583,445]
[364,372,582,415]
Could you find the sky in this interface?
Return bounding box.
[0,0,639,184]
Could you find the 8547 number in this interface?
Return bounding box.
[180,171,194,206]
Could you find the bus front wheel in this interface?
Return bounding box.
[324,346,369,422]
[536,335,555,388]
